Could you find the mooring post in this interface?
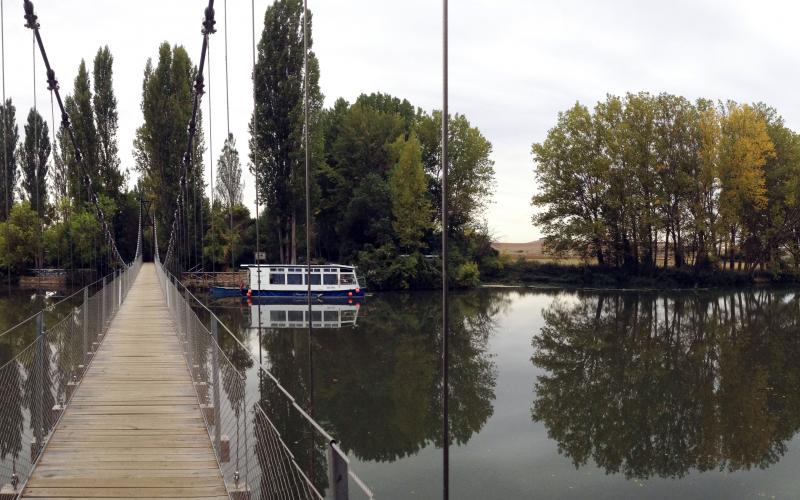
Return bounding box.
[33,311,44,458]
[212,317,221,452]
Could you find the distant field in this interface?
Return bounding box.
[491,240,588,265]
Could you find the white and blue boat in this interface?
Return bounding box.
[211,264,366,299]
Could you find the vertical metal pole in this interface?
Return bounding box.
[34,311,44,454]
[441,0,450,498]
[327,443,349,500]
[82,287,89,364]
[118,269,122,308]
[184,289,192,376]
[101,275,107,333]
[212,317,221,453]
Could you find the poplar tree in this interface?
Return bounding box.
[0,98,18,221]
[250,0,323,264]
[389,133,432,250]
[93,46,123,197]
[67,60,99,199]
[134,43,204,258]
[20,109,50,219]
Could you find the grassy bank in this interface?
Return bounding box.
[483,260,800,290]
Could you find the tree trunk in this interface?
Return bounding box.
[663,229,670,268]
[729,228,736,270]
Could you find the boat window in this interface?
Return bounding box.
[341,310,356,321]
[306,310,322,322]
[323,311,338,321]
[288,311,304,322]
[306,274,321,285]
[269,273,285,285]
[287,273,302,285]
[269,311,286,322]
[323,274,337,285]
[340,274,356,285]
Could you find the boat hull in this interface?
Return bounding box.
[210,286,366,300]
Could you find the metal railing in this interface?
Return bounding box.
[154,259,374,500]
[0,255,142,497]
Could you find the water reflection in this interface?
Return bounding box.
[246,302,361,329]
[532,290,800,479]
[214,291,506,469]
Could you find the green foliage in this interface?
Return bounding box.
[0,202,42,272]
[20,108,50,218]
[356,244,441,290]
[134,42,205,261]
[454,261,480,288]
[0,98,18,221]
[93,46,124,198]
[250,0,323,264]
[66,60,100,199]
[389,133,432,250]
[532,93,796,273]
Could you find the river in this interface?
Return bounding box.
[1,285,799,498]
[200,287,800,499]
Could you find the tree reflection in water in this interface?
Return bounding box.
[532,290,800,479]
[256,290,506,467]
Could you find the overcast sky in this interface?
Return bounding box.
[3,0,800,242]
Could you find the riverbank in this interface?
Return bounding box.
[483,260,800,290]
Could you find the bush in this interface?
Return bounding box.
[356,244,441,290]
[454,261,480,288]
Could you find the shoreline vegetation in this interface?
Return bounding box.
[481,259,800,290]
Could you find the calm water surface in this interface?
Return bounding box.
[202,287,800,499]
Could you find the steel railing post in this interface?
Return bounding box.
[212,317,221,453]
[118,269,122,308]
[82,287,89,370]
[184,289,192,376]
[328,442,350,500]
[101,276,106,333]
[34,311,44,457]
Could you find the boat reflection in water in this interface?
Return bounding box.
[245,301,361,329]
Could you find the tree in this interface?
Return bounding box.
[0,202,42,272]
[389,133,432,250]
[216,133,244,267]
[134,42,205,261]
[66,60,99,199]
[0,98,18,221]
[250,0,323,264]
[532,102,610,264]
[417,112,495,233]
[19,109,50,219]
[50,126,70,220]
[93,46,123,197]
[216,133,244,210]
[718,103,774,269]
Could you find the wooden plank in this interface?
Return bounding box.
[22,264,227,499]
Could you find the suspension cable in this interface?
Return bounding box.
[208,37,215,273]
[223,0,234,270]
[251,0,263,370]
[1,0,8,291]
[23,0,127,269]
[162,0,215,273]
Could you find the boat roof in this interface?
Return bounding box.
[241,264,355,270]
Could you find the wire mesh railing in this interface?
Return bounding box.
[154,258,374,500]
[0,256,142,498]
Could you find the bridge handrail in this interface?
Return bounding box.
[154,258,374,500]
[0,255,143,496]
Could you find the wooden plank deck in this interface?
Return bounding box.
[22,263,228,499]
